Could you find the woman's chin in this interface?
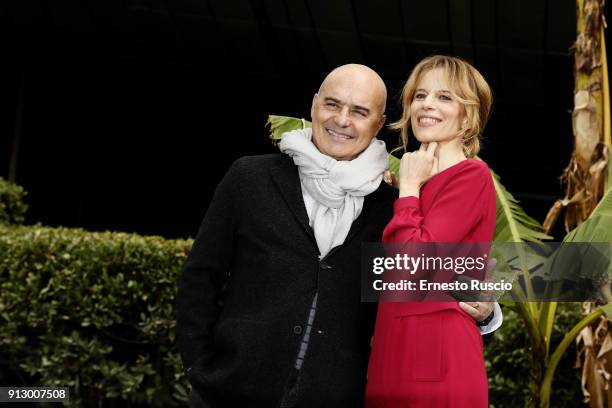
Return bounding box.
[414,134,459,144]
[414,136,439,144]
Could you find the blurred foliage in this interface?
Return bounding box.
[0,177,28,225]
[487,303,583,407]
[0,224,192,407]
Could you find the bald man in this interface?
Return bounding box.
[177,65,497,408]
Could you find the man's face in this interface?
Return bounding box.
[310,74,385,161]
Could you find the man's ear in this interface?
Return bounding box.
[310,93,319,118]
[377,114,387,133]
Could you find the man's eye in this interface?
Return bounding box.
[325,102,339,108]
[353,110,367,117]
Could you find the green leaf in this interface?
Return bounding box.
[388,150,401,176]
[559,187,612,286]
[490,170,552,243]
[265,115,311,143]
[564,186,612,242]
[601,302,612,317]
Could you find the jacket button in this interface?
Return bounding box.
[319,261,332,270]
[293,325,303,334]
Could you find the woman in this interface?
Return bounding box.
[365,56,495,407]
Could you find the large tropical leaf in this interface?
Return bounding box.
[564,186,612,242]
[265,115,311,143]
[491,171,552,243]
[537,183,612,284]
[388,154,400,176]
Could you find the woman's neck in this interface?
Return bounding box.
[435,140,467,172]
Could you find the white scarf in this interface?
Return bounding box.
[279,128,388,258]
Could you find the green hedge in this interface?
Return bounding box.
[0,224,193,407]
[0,221,584,406]
[0,178,28,225]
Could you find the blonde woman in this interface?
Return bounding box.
[365,56,495,407]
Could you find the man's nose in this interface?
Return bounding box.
[334,106,351,127]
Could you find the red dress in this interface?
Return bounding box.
[365,159,496,408]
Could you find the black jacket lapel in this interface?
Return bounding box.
[270,155,317,246]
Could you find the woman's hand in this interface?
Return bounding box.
[398,142,439,198]
[459,301,494,323]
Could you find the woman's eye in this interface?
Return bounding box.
[439,94,452,101]
[414,93,426,100]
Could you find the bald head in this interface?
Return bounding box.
[318,64,387,114]
[310,64,387,161]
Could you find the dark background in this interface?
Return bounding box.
[1,0,609,239]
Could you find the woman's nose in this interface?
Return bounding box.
[422,94,436,110]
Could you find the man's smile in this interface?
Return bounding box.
[326,128,355,141]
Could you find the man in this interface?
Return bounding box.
[177,64,500,408]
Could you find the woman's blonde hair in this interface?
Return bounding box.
[391,55,492,157]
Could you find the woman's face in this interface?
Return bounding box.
[409,68,464,144]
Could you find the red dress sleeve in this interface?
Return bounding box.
[382,162,494,243]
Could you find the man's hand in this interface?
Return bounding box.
[459,301,494,323]
[383,170,399,189]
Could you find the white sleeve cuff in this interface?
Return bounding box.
[479,302,503,335]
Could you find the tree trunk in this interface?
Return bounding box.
[542,0,608,234]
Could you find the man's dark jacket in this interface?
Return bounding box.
[177,153,395,407]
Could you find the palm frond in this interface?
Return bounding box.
[564,186,612,242]
[491,171,552,243]
[265,115,311,144]
[388,154,400,176]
